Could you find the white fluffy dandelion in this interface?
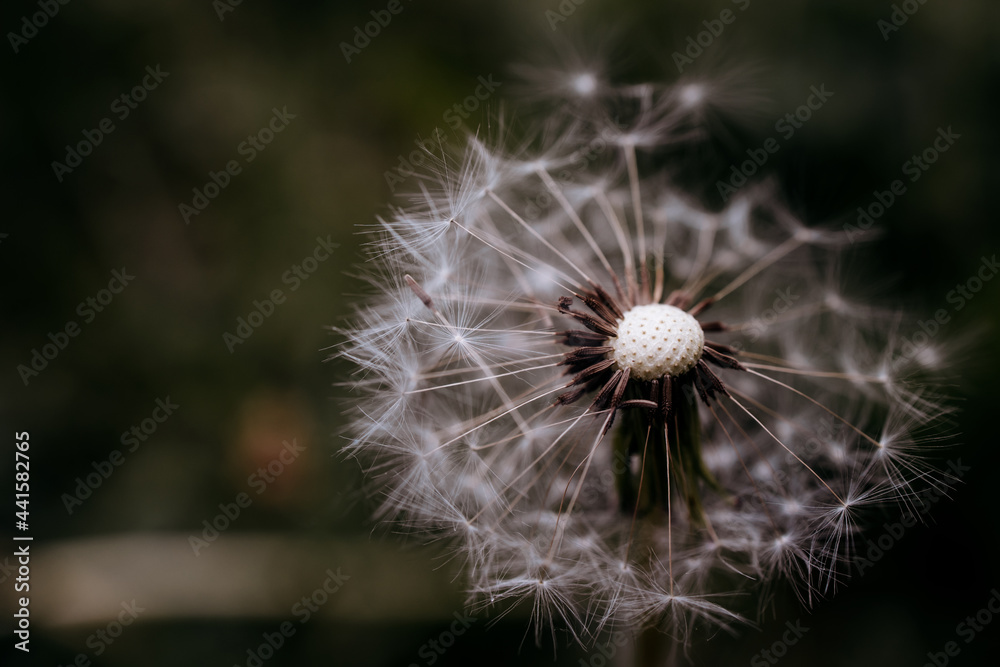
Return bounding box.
[338,63,950,645]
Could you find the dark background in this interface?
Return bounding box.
[1,1,998,665]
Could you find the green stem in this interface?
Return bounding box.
[614,377,727,524]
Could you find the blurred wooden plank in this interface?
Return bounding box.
[6,532,466,628]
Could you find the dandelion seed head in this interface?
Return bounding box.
[336,47,953,648]
[611,304,705,379]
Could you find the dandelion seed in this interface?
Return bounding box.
[337,56,951,647]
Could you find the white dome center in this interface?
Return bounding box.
[610,304,705,380]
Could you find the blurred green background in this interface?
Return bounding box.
[1,1,999,665]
